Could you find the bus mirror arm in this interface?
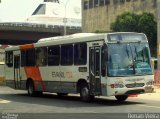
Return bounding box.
[102,68,106,77]
[91,70,94,76]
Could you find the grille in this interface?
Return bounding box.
[125,89,145,95]
[125,83,145,88]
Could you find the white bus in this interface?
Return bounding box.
[5,32,154,102]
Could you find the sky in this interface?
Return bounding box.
[0,0,81,22]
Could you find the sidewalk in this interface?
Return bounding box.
[132,86,160,101]
[0,77,5,86]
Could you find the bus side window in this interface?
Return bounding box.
[48,46,60,66]
[6,51,13,67]
[36,47,47,66]
[21,50,26,67]
[74,43,87,65]
[61,44,73,65]
[26,49,35,66]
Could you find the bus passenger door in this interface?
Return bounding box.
[14,55,21,89]
[89,47,101,95]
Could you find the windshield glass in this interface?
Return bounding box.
[107,43,152,77]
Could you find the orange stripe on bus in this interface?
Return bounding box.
[24,66,46,91]
[20,44,46,91]
[20,44,34,50]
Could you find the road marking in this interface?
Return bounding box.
[138,104,160,109]
[0,99,11,104]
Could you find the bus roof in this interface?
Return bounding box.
[38,33,101,42]
[6,33,106,51]
[5,32,146,51]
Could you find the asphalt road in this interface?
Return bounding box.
[0,86,160,119]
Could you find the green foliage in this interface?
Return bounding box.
[111,12,157,57]
[95,30,108,33]
[138,13,157,47]
[111,12,140,32]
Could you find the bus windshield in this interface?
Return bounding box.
[107,43,152,77]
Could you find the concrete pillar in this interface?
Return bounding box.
[158,0,160,70]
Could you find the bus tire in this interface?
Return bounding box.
[115,95,128,102]
[80,85,94,102]
[36,91,43,97]
[27,80,36,97]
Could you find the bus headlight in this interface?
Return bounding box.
[146,81,154,85]
[110,83,125,88]
[114,84,124,88]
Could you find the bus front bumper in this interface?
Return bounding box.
[104,85,154,96]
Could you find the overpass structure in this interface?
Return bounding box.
[0,22,81,45]
[0,0,81,45]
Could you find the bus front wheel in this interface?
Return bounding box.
[115,95,128,102]
[80,85,94,102]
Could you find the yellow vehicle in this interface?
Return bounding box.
[151,57,158,71]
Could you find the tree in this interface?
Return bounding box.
[138,13,157,52]
[111,12,140,32]
[111,12,157,57]
[95,30,108,33]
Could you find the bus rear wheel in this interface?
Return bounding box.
[115,95,128,102]
[27,80,36,96]
[27,81,43,97]
[80,85,94,102]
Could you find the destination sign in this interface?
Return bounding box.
[108,33,147,42]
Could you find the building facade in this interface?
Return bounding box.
[82,0,157,32]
